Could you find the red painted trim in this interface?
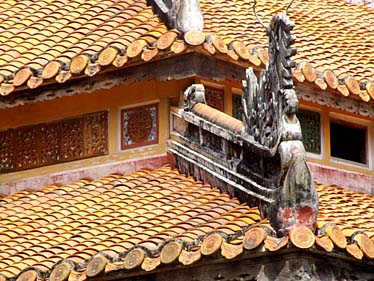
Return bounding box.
[309,162,374,194]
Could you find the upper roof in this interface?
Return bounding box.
[0,0,374,101]
[0,167,373,280]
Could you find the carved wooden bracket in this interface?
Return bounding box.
[168,13,318,235]
[146,0,204,34]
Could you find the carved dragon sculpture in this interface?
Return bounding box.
[242,13,298,152]
[146,0,204,34]
[169,1,318,235]
[242,3,318,234]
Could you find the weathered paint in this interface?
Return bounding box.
[279,206,317,233]
[309,162,374,194]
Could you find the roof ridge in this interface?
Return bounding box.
[1,30,372,102]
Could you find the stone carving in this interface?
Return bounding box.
[184,84,206,111]
[170,9,318,234]
[146,0,204,34]
[241,10,318,234]
[242,13,299,150]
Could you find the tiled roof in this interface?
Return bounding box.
[1,0,374,101]
[0,167,373,280]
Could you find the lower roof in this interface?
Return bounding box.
[0,167,373,279]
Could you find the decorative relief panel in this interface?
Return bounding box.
[39,123,60,166]
[205,86,225,111]
[15,126,39,170]
[232,93,243,120]
[84,112,108,157]
[0,111,108,174]
[121,103,159,150]
[61,117,84,161]
[0,130,14,172]
[297,109,321,154]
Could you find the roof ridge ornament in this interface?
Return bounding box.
[245,2,318,234]
[147,0,204,34]
[169,8,318,235]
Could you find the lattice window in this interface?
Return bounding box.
[232,94,243,120]
[298,109,321,154]
[205,86,225,111]
[121,103,159,150]
[0,111,108,174]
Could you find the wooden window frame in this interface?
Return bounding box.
[329,112,373,170]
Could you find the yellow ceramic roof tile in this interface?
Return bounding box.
[0,0,370,100]
[0,168,373,278]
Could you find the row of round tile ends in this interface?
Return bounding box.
[3,224,374,281]
[0,30,373,101]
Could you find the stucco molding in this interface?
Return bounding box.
[297,84,374,118]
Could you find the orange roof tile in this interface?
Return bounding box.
[0,167,373,279]
[0,0,374,101]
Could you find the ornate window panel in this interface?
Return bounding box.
[0,130,15,172]
[298,109,321,154]
[205,86,225,112]
[84,112,109,157]
[121,103,159,150]
[0,111,108,174]
[232,93,243,120]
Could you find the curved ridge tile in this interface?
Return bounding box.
[0,0,372,102]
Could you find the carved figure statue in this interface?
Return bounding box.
[146,0,204,34]
[183,84,206,111]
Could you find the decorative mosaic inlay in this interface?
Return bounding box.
[232,93,243,120]
[121,103,159,150]
[298,109,321,154]
[205,86,225,112]
[0,111,108,174]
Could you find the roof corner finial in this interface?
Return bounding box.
[285,0,295,15]
[242,10,318,235]
[253,0,269,33]
[147,0,204,34]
